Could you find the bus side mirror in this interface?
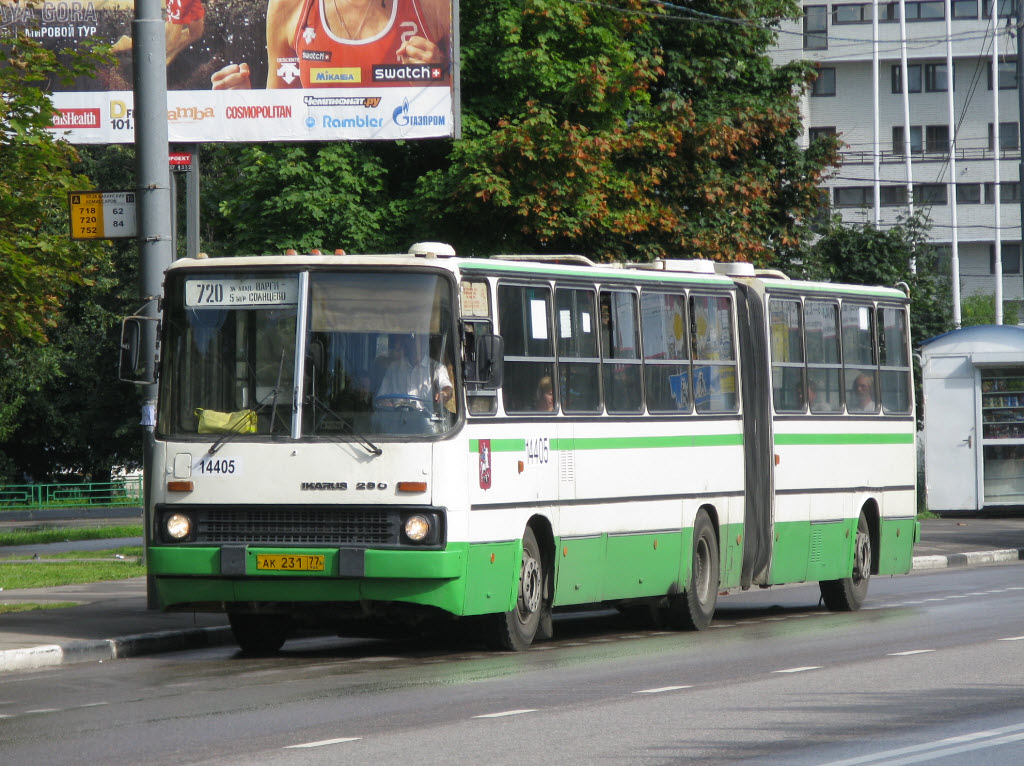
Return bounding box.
[119,316,159,384]
[472,333,504,389]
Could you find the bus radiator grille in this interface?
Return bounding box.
[195,507,396,546]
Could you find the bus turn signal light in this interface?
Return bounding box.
[397,481,427,493]
[167,480,194,492]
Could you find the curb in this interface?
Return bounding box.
[0,626,234,673]
[911,548,1024,571]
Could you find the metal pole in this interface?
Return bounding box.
[993,0,1004,325]
[187,147,200,258]
[946,0,962,327]
[133,0,173,609]
[1018,0,1024,316]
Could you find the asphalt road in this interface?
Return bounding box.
[2,562,1022,765]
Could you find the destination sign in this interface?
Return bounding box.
[184,276,299,308]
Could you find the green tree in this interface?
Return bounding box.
[960,294,1020,327]
[0,32,111,348]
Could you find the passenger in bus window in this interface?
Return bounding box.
[375,333,453,411]
[535,376,555,412]
[849,372,877,413]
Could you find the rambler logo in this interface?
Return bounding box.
[392,99,446,128]
[168,105,215,122]
[51,108,100,128]
[311,68,360,84]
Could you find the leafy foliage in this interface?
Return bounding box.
[960,294,1020,327]
[0,32,111,349]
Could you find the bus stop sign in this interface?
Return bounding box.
[68,191,137,240]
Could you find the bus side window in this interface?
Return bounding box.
[497,284,555,414]
[556,287,601,412]
[690,293,738,413]
[841,302,878,414]
[878,305,912,414]
[642,291,690,413]
[805,299,843,414]
[600,290,643,413]
[769,297,804,413]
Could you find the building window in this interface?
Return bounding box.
[982,0,1014,18]
[891,64,922,94]
[924,63,949,92]
[914,183,947,205]
[833,3,871,23]
[905,0,944,19]
[988,60,1018,90]
[804,5,828,50]
[988,122,1020,151]
[985,182,1022,204]
[808,126,838,143]
[925,124,949,152]
[834,186,870,208]
[892,125,923,154]
[811,67,836,96]
[881,186,909,206]
[990,243,1022,275]
[952,0,978,18]
[956,184,981,204]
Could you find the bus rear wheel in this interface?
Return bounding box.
[484,527,545,651]
[668,510,719,630]
[228,612,290,655]
[819,512,871,611]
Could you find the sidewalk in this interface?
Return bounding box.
[1,516,1022,673]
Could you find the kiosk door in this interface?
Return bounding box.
[923,354,979,511]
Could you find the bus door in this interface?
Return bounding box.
[734,283,774,588]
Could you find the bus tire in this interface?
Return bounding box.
[228,613,290,655]
[819,511,871,611]
[668,510,719,631]
[486,527,545,651]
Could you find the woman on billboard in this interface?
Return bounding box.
[211,0,450,89]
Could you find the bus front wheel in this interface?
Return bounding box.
[668,510,719,630]
[228,612,290,655]
[819,512,871,611]
[484,527,545,651]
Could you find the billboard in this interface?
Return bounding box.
[3,0,456,143]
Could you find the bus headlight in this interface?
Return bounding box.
[403,514,431,542]
[165,513,193,540]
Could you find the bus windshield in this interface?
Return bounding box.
[158,269,458,439]
[305,271,457,437]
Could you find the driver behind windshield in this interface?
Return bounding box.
[375,333,453,411]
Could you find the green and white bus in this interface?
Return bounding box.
[123,244,919,652]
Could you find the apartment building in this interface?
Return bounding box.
[770,1,1023,314]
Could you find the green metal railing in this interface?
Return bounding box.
[0,477,143,511]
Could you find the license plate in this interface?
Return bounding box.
[256,554,325,572]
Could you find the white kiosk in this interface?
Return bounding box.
[921,325,1024,513]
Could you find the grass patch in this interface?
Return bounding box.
[0,602,78,615]
[0,525,142,547]
[0,560,146,589]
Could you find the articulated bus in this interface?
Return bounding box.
[123,243,919,652]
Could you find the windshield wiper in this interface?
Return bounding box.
[305,393,382,456]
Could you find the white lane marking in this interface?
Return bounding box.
[633,685,692,694]
[78,702,110,709]
[886,649,935,656]
[285,737,361,749]
[24,708,61,714]
[472,709,537,719]
[814,721,1024,766]
[998,635,1024,641]
[773,666,822,674]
